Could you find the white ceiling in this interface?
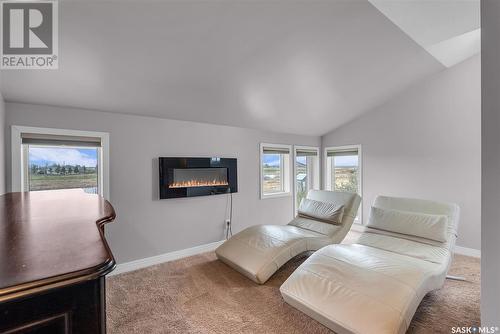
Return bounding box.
[0,0,477,136]
[369,0,480,67]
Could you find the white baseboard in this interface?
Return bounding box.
[109,240,225,276]
[454,245,481,258]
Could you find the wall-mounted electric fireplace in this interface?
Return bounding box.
[159,157,237,199]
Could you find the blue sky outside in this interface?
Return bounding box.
[263,154,281,166]
[296,156,306,165]
[29,147,98,167]
[334,155,358,167]
[264,154,358,167]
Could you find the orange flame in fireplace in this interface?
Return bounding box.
[169,179,229,188]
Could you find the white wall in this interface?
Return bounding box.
[481,0,500,325]
[322,55,481,251]
[0,93,5,195]
[5,103,320,263]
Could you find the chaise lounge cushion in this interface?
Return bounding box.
[367,206,448,242]
[280,243,445,334]
[215,224,333,284]
[297,198,344,224]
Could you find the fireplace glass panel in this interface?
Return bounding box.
[169,168,228,188]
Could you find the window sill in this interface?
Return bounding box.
[261,192,291,199]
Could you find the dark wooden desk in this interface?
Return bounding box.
[0,190,117,334]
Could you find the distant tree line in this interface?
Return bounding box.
[30,163,97,176]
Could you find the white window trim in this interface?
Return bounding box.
[293,145,320,214]
[11,125,110,200]
[323,144,363,224]
[260,142,292,199]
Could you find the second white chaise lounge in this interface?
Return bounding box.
[280,195,460,334]
[215,190,361,284]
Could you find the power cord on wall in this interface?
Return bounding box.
[225,192,233,240]
[230,192,233,237]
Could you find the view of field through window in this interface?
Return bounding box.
[262,153,283,193]
[28,146,99,193]
[331,155,358,193]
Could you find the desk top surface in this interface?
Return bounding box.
[0,190,116,301]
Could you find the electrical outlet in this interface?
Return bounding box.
[224,219,232,239]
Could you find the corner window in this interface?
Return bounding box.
[260,143,291,198]
[325,145,362,221]
[294,146,320,212]
[12,126,110,199]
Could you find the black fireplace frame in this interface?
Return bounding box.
[159,157,237,199]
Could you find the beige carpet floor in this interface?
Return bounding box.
[107,241,480,333]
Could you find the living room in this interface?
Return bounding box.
[0,1,498,333]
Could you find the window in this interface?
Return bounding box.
[26,145,99,194]
[325,145,362,221]
[260,143,291,198]
[12,126,110,199]
[294,146,320,212]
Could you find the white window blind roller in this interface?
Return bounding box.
[263,146,290,155]
[296,149,318,157]
[21,133,102,147]
[327,149,358,157]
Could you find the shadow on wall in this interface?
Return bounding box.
[152,158,159,201]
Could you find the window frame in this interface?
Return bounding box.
[293,145,320,214]
[11,126,110,200]
[324,144,363,224]
[260,142,292,199]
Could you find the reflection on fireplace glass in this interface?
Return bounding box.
[169,168,229,188]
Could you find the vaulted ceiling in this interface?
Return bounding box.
[369,0,480,68]
[0,0,479,136]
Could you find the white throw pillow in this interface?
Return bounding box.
[298,198,344,225]
[367,206,448,242]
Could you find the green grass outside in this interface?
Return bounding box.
[29,173,98,191]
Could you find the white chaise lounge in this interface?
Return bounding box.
[280,195,460,334]
[215,190,361,284]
